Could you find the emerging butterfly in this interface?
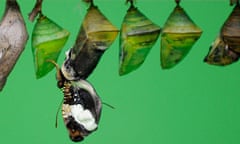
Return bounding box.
[49,58,102,142]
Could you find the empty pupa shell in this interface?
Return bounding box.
[204,35,239,66]
[119,6,161,76]
[161,5,202,69]
[32,15,69,79]
[0,0,28,91]
[221,4,240,54]
[66,5,118,79]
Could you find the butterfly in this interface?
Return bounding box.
[49,59,102,142]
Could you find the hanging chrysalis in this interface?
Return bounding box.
[204,35,239,66]
[119,0,161,76]
[31,14,70,79]
[161,2,202,69]
[0,0,28,91]
[204,2,240,66]
[64,0,118,79]
[221,3,240,54]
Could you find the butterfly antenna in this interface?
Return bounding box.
[102,102,115,109]
[46,59,62,81]
[55,98,64,128]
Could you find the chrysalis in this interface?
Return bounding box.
[161,3,202,69]
[204,35,239,66]
[0,0,28,91]
[119,2,161,76]
[32,15,69,79]
[64,3,118,79]
[221,3,240,54]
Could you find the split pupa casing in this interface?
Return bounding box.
[119,7,161,76]
[204,35,239,66]
[0,1,28,91]
[66,5,118,79]
[221,4,240,53]
[32,15,69,79]
[161,5,202,69]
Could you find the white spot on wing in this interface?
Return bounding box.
[68,104,97,131]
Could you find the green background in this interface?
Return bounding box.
[1,0,240,144]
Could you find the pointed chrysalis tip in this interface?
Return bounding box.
[82,0,95,7]
[82,0,92,3]
[82,0,94,4]
[125,0,136,9]
[125,0,135,5]
[175,0,181,5]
